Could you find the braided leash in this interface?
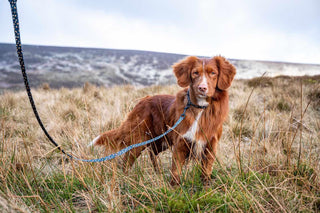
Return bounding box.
[7,0,197,162]
[8,0,72,158]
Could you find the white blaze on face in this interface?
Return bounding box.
[200,60,208,89]
[200,74,208,88]
[197,60,209,106]
[198,60,208,94]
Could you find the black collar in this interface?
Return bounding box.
[186,89,208,109]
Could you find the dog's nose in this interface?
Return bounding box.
[198,84,207,93]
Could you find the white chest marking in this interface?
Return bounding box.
[194,140,207,158]
[183,110,207,157]
[183,111,202,142]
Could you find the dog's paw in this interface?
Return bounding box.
[200,175,213,186]
[170,178,180,186]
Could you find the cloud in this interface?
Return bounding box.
[1,0,319,64]
[14,0,194,53]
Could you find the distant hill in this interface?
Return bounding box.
[1,43,320,90]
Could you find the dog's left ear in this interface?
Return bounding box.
[172,56,198,87]
[214,56,236,90]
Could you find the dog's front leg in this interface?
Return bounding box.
[201,137,218,183]
[170,139,188,186]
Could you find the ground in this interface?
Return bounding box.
[0,76,319,212]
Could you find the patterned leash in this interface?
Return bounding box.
[7,0,190,162]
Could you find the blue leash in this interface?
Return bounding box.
[75,108,187,162]
[7,0,190,162]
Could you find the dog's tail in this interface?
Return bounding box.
[88,129,120,151]
[87,135,101,147]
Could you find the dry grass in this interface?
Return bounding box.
[0,76,319,212]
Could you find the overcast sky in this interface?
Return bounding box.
[1,0,319,64]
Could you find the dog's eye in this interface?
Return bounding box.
[210,72,216,75]
[193,71,199,76]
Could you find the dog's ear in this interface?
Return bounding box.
[172,56,198,87]
[214,56,236,90]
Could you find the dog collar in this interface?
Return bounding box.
[186,89,208,109]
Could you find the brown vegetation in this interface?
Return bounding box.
[0,75,319,212]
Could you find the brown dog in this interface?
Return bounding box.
[89,56,236,185]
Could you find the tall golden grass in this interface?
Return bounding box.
[0,75,319,212]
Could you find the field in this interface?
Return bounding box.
[0,75,319,212]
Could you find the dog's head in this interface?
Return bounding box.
[173,56,236,101]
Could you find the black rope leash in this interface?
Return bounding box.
[8,0,73,158]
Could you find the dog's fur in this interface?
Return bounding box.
[89,56,236,185]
